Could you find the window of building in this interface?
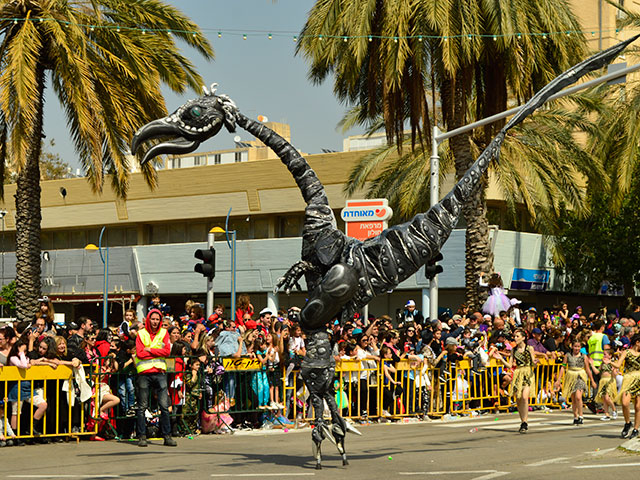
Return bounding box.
[126,227,138,246]
[168,223,186,243]
[171,158,181,169]
[53,231,69,250]
[617,1,626,20]
[214,154,221,165]
[234,151,243,163]
[187,222,207,242]
[86,228,103,248]
[228,218,250,240]
[149,224,169,244]
[194,155,205,166]
[41,232,53,251]
[278,215,303,238]
[108,228,126,247]
[252,217,270,239]
[0,232,16,252]
[69,230,87,249]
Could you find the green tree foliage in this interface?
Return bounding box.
[551,76,640,302]
[40,140,71,180]
[0,280,16,315]
[0,0,214,321]
[555,178,640,300]
[299,0,587,308]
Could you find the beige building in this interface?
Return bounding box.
[0,0,635,320]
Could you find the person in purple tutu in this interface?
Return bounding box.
[480,272,511,317]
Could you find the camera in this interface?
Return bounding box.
[287,308,300,323]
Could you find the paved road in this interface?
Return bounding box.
[3,411,640,480]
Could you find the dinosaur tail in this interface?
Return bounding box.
[434,34,640,247]
[236,113,329,207]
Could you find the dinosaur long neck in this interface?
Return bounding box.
[432,34,640,248]
[236,113,329,207]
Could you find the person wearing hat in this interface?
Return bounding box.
[258,307,273,334]
[436,336,464,387]
[527,327,549,358]
[402,300,424,327]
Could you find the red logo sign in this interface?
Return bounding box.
[342,199,392,241]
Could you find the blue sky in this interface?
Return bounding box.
[42,0,363,171]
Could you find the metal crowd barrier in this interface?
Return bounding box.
[1,356,588,440]
[0,365,98,439]
[284,358,575,422]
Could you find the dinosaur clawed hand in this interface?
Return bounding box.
[274,260,315,294]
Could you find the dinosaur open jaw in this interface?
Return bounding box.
[131,117,223,165]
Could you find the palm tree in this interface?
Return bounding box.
[298,0,586,308]
[0,0,213,322]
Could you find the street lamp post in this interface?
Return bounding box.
[85,226,108,328]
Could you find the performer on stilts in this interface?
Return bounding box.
[554,339,596,425]
[493,329,535,433]
[613,333,640,439]
[592,345,618,421]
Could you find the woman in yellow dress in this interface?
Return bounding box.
[613,333,640,439]
[592,345,618,421]
[493,329,535,433]
[554,339,596,425]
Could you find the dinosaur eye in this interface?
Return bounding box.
[190,106,202,118]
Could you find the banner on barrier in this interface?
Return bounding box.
[222,357,263,371]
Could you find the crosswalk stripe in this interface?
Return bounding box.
[526,457,569,467]
[434,413,615,430]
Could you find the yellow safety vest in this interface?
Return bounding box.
[134,328,168,374]
[588,332,605,367]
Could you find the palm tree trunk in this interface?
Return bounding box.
[14,68,45,323]
[447,70,493,311]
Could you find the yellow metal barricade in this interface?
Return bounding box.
[0,364,98,439]
[528,358,563,408]
[278,357,578,424]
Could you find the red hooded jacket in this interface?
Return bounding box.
[135,308,171,374]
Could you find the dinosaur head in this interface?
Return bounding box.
[131,84,238,165]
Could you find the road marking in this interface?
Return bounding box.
[525,457,569,467]
[573,463,640,469]
[529,424,619,433]
[437,418,544,428]
[399,470,509,479]
[472,473,509,480]
[8,477,120,479]
[210,475,315,478]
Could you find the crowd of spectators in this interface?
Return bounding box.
[1,292,640,446]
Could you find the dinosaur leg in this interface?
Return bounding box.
[321,372,361,466]
[302,367,332,470]
[325,388,349,466]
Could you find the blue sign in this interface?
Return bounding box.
[510,268,550,291]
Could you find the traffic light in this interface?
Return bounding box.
[194,247,216,280]
[425,253,443,280]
